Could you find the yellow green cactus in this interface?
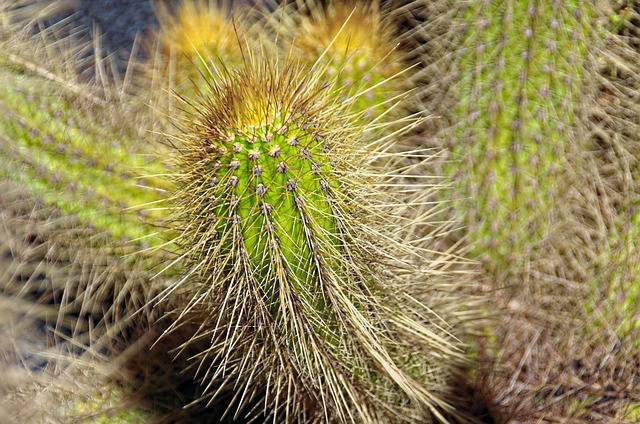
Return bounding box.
[68,389,151,424]
[0,66,170,249]
[148,0,251,101]
[266,0,410,121]
[444,1,591,280]
[161,55,469,423]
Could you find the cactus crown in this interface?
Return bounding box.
[265,0,409,120]
[294,1,395,61]
[154,0,238,60]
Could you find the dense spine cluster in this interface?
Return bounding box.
[583,3,640,344]
[0,9,175,422]
[407,0,640,420]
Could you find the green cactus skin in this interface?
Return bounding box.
[443,1,591,282]
[163,56,469,424]
[181,118,339,315]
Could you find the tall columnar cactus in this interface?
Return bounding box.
[406,0,640,420]
[439,1,592,284]
[0,9,177,422]
[161,54,469,423]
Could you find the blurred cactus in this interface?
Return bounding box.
[439,1,591,284]
[263,0,411,122]
[153,0,239,62]
[583,1,640,344]
[145,0,252,106]
[405,0,640,420]
[0,67,171,247]
[0,4,175,422]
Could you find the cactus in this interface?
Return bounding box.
[583,2,640,344]
[153,0,239,61]
[158,53,470,423]
[0,6,176,422]
[589,216,640,344]
[146,0,251,106]
[439,0,592,284]
[264,0,411,122]
[0,70,171,248]
[0,0,175,248]
[405,0,640,420]
[0,2,478,423]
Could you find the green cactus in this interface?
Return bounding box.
[442,0,592,282]
[161,54,470,423]
[0,67,170,248]
[264,0,411,122]
[404,0,640,420]
[0,6,174,422]
[0,2,478,423]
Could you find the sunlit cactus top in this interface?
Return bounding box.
[274,0,407,118]
[154,0,239,60]
[149,0,248,101]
